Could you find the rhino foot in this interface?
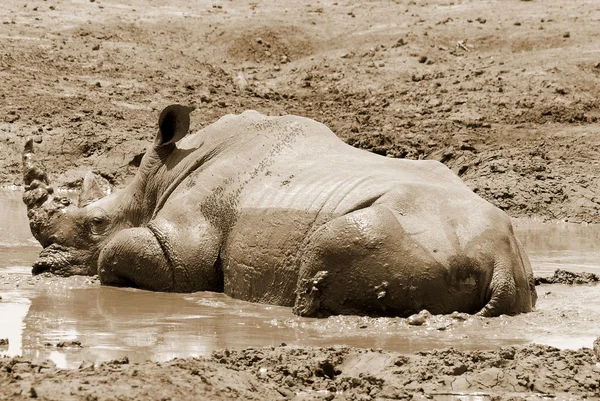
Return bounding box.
[293,270,329,317]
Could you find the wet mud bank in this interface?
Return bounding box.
[2,343,600,400]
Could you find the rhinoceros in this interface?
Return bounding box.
[22,105,537,317]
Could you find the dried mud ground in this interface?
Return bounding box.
[1,0,600,399]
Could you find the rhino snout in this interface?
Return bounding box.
[32,244,95,276]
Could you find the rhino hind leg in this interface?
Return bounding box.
[476,237,537,317]
[293,205,495,317]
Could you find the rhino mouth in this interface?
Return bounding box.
[32,244,93,277]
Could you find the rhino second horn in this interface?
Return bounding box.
[78,171,110,207]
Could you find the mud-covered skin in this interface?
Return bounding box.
[23,105,537,317]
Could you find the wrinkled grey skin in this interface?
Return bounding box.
[22,105,537,317]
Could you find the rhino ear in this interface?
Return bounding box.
[78,171,111,207]
[154,104,193,147]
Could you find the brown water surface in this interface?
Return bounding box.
[1,189,599,368]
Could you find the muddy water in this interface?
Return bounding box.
[1,189,599,369]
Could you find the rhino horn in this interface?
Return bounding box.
[22,139,70,245]
[22,138,54,208]
[78,171,110,207]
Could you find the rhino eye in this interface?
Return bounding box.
[88,213,110,235]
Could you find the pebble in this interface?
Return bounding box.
[408,310,431,326]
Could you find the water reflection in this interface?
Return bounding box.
[514,220,600,276]
[1,189,599,368]
[19,281,299,366]
[0,291,31,357]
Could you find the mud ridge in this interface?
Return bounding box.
[535,269,600,285]
[2,343,599,400]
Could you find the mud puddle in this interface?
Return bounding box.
[1,189,599,369]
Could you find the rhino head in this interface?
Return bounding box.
[22,105,192,277]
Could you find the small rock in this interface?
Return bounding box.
[5,112,20,123]
[0,338,8,346]
[428,98,442,107]
[394,355,410,366]
[30,387,37,398]
[392,38,407,48]
[514,22,521,26]
[256,37,263,44]
[563,32,570,38]
[418,55,428,64]
[408,310,431,326]
[92,44,100,51]
[56,340,82,348]
[236,72,248,90]
[109,356,129,365]
[450,363,467,375]
[276,388,294,398]
[555,87,568,95]
[316,360,336,379]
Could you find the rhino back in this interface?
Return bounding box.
[158,111,471,230]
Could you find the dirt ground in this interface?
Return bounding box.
[1,0,600,399]
[2,0,600,222]
[2,342,600,400]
